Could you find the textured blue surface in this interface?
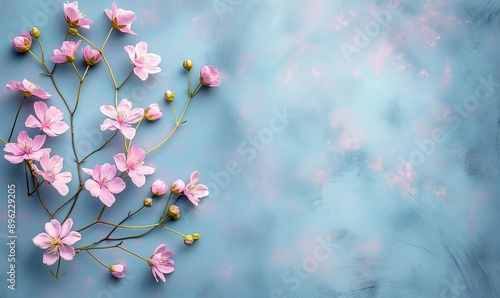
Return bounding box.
[1,0,500,297]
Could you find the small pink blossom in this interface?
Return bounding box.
[25,101,69,137]
[82,46,101,65]
[110,262,127,279]
[6,79,51,99]
[83,163,126,207]
[32,152,72,196]
[113,145,155,187]
[151,179,168,196]
[64,1,93,29]
[124,41,161,81]
[12,33,32,52]
[183,171,209,206]
[32,218,81,266]
[144,103,162,121]
[105,2,136,35]
[170,179,185,195]
[3,130,51,164]
[100,98,144,140]
[200,65,221,87]
[50,40,82,63]
[148,244,175,283]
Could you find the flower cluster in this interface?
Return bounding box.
[4,1,220,283]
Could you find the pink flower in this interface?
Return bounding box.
[100,99,144,140]
[113,145,155,187]
[32,152,72,196]
[3,130,51,164]
[200,65,221,87]
[151,179,168,196]
[83,163,126,207]
[110,262,127,279]
[12,33,32,52]
[82,46,101,65]
[50,40,82,63]
[144,103,162,121]
[170,179,185,195]
[148,244,174,283]
[183,171,209,206]
[32,218,81,266]
[6,79,51,99]
[105,2,136,35]
[64,1,93,29]
[124,41,161,81]
[25,101,69,137]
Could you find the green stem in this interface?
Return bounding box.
[117,69,134,90]
[71,62,81,80]
[99,221,159,229]
[127,118,143,152]
[78,130,119,163]
[8,96,26,142]
[27,179,45,196]
[0,137,7,144]
[160,192,173,219]
[53,187,82,216]
[36,36,45,63]
[101,27,113,51]
[117,245,149,262]
[86,251,109,269]
[28,50,43,66]
[171,102,178,121]
[76,220,98,233]
[97,205,106,220]
[161,225,185,237]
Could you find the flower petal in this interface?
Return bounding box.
[43,250,59,266]
[59,244,75,261]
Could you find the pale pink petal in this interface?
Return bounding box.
[154,244,166,254]
[119,27,136,35]
[152,267,166,282]
[82,168,93,176]
[33,101,48,121]
[51,180,69,196]
[101,118,118,131]
[85,179,101,197]
[106,177,126,194]
[62,231,81,246]
[46,220,61,238]
[128,170,145,187]
[124,45,136,62]
[65,5,80,22]
[25,115,42,128]
[100,105,117,119]
[184,191,200,206]
[51,55,68,64]
[100,163,117,179]
[98,188,116,207]
[113,153,127,172]
[45,121,69,136]
[116,11,135,27]
[59,245,75,261]
[32,233,51,249]
[119,125,136,140]
[59,218,73,237]
[139,165,155,175]
[135,41,148,54]
[4,154,24,164]
[31,134,47,151]
[190,171,200,185]
[104,8,112,20]
[42,250,59,266]
[125,108,145,124]
[133,67,148,81]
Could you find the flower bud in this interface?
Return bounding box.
[82,45,101,66]
[168,205,180,220]
[110,262,127,279]
[164,90,174,102]
[144,103,162,121]
[183,60,193,71]
[30,27,40,38]
[151,179,168,196]
[144,197,153,207]
[170,179,185,195]
[12,33,32,53]
[68,27,79,36]
[184,234,194,246]
[193,233,200,241]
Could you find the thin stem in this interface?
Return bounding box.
[188,69,192,94]
[104,206,145,240]
[171,102,178,122]
[160,192,173,219]
[28,50,43,66]
[0,137,7,144]
[117,69,134,90]
[36,37,45,63]
[106,227,156,241]
[8,96,26,142]
[27,179,45,196]
[86,251,109,269]
[101,27,113,51]
[127,118,143,152]
[78,130,119,163]
[76,220,98,233]
[117,245,149,262]
[53,187,82,216]
[99,221,159,229]
[161,225,185,237]
[97,205,106,221]
[71,62,81,80]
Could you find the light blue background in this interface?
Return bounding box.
[1,0,500,297]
